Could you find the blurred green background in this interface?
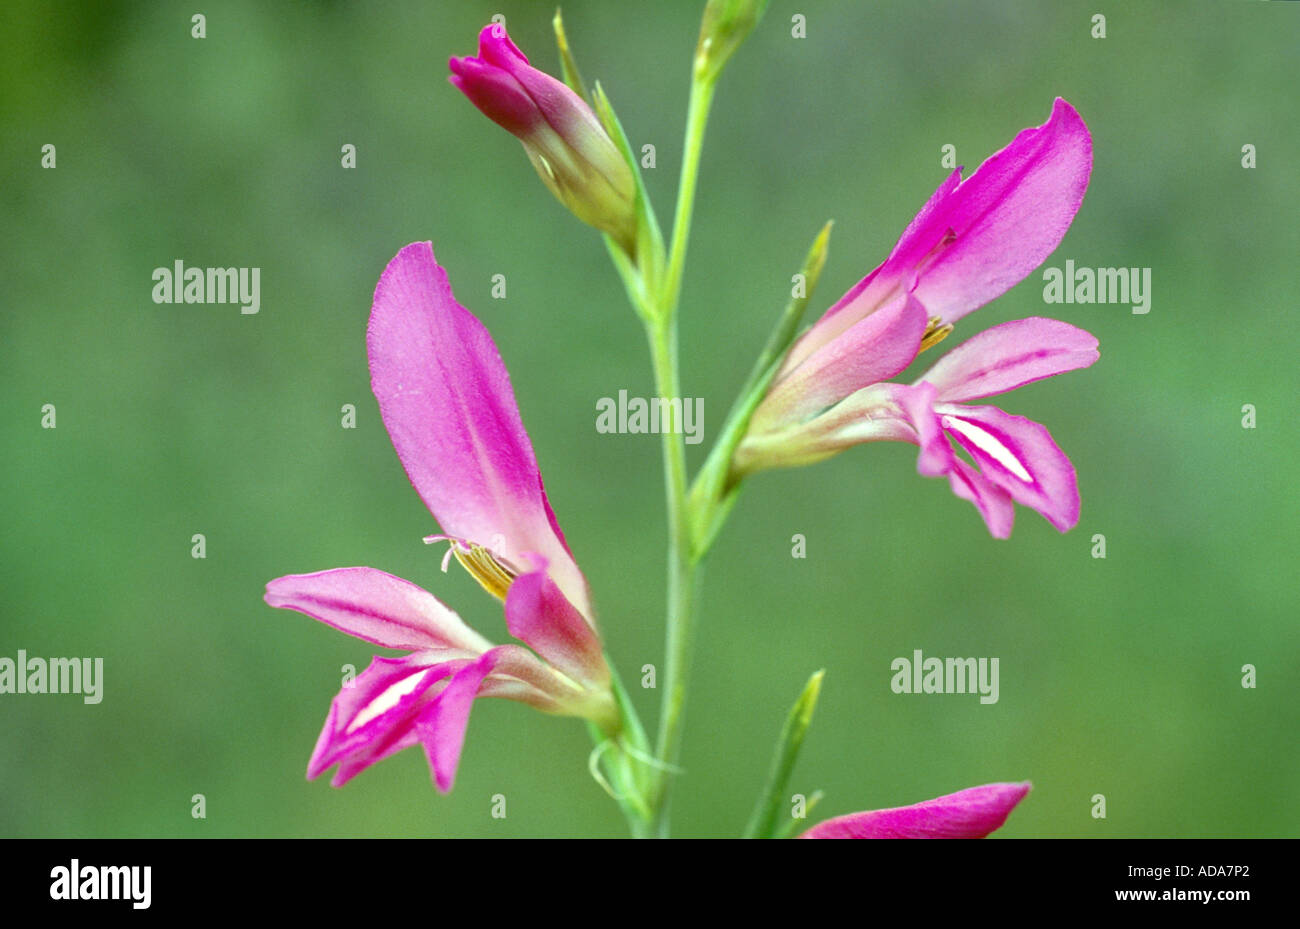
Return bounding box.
[2,0,1297,838]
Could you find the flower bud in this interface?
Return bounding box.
[450,24,637,251]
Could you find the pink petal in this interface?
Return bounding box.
[367,242,591,619]
[475,22,530,71]
[921,317,1099,403]
[945,457,1016,539]
[909,98,1092,324]
[935,402,1080,531]
[779,174,966,375]
[504,557,608,688]
[890,381,951,477]
[893,383,1017,538]
[800,782,1031,838]
[447,55,541,138]
[265,567,492,652]
[753,293,928,431]
[309,654,459,786]
[778,98,1090,380]
[416,647,510,794]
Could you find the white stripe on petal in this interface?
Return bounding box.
[347,670,432,733]
[941,415,1032,482]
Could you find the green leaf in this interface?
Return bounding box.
[687,220,832,556]
[744,669,825,838]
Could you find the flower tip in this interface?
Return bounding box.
[477,21,528,66]
[263,576,292,608]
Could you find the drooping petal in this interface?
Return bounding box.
[891,383,1018,538]
[416,647,511,794]
[367,242,592,619]
[265,567,493,652]
[921,317,1099,403]
[909,98,1092,324]
[800,782,1031,839]
[753,293,928,431]
[309,646,573,788]
[935,403,1080,531]
[945,457,1016,539]
[308,654,459,786]
[890,381,951,477]
[504,556,608,688]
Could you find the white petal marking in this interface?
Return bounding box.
[941,415,1033,482]
[347,669,431,733]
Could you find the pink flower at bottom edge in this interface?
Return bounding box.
[800,781,1031,838]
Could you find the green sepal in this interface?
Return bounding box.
[584,82,665,323]
[552,8,590,104]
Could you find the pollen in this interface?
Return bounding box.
[919,316,953,353]
[451,543,519,601]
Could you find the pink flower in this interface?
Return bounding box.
[265,242,614,792]
[801,782,1031,838]
[738,316,1099,537]
[736,99,1098,537]
[449,24,636,250]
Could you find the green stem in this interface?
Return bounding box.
[641,72,717,838]
[660,77,716,323]
[645,318,697,837]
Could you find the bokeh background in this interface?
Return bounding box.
[2,0,1297,838]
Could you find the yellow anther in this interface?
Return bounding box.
[451,544,518,601]
[919,316,953,353]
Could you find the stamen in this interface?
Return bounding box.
[451,543,519,601]
[919,316,954,352]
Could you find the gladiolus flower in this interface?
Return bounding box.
[265,242,615,792]
[736,99,1098,537]
[801,781,1031,838]
[449,24,637,252]
[737,316,1098,537]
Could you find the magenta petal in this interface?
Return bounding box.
[946,457,1016,539]
[754,293,928,430]
[265,568,492,652]
[936,403,1081,531]
[780,172,967,375]
[890,381,950,477]
[367,242,591,618]
[800,782,1031,838]
[308,654,459,786]
[922,317,1099,403]
[892,383,1016,538]
[416,647,508,794]
[447,56,541,137]
[475,23,530,71]
[474,24,611,165]
[910,98,1092,324]
[504,557,608,687]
